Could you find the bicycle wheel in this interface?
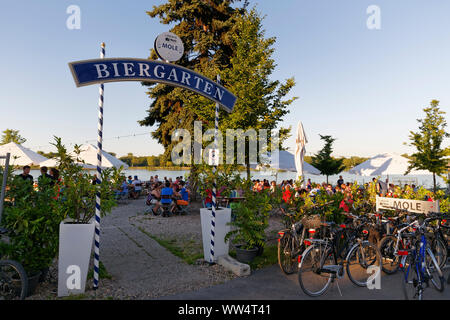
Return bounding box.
[425,247,445,292]
[278,232,300,275]
[0,260,28,300]
[402,255,420,300]
[298,242,333,297]
[430,238,447,269]
[346,241,382,287]
[378,235,400,275]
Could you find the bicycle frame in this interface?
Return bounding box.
[278,220,307,257]
[393,220,418,256]
[308,225,365,278]
[401,233,427,298]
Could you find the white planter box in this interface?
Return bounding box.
[200,207,231,262]
[58,219,95,297]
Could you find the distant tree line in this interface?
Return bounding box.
[118,153,177,168]
[116,152,369,169]
[304,155,369,171]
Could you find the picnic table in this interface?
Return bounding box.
[217,196,245,208]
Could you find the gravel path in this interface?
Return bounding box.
[27,198,283,300]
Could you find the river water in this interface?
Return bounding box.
[24,168,447,189]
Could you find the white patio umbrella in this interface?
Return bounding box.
[0,142,48,166]
[39,158,97,170]
[349,153,432,176]
[258,150,320,174]
[73,144,129,169]
[295,121,308,183]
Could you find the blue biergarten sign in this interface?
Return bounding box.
[68,58,236,113]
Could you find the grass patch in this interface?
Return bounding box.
[137,227,204,265]
[87,261,112,280]
[229,244,278,270]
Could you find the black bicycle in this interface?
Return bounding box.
[298,214,382,297]
[399,214,445,300]
[0,228,28,300]
[277,201,333,275]
[277,208,307,274]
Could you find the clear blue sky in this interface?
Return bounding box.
[0,0,449,158]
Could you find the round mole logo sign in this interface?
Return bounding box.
[154,32,184,62]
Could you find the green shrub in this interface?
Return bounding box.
[225,180,272,250]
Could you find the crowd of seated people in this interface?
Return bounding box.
[249,175,433,214]
[146,177,190,215]
[115,175,143,200]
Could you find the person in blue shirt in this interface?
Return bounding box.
[180,182,189,201]
[160,181,178,213]
[174,181,190,214]
[115,177,129,199]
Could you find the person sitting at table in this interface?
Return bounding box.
[176,181,190,209]
[115,177,129,199]
[172,181,180,193]
[159,181,178,213]
[131,176,142,199]
[270,181,277,193]
[148,182,163,214]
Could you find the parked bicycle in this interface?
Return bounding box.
[277,201,333,275]
[0,227,28,300]
[379,211,448,274]
[297,213,382,297]
[399,213,445,300]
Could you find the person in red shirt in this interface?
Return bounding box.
[339,192,354,213]
[282,185,292,203]
[205,188,221,208]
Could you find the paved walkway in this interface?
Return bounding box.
[99,201,226,299]
[160,264,450,300]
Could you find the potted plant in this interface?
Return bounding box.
[225,180,272,264]
[0,167,64,296]
[50,137,121,296]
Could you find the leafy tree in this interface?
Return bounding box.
[119,155,132,166]
[139,0,243,162]
[147,155,160,167]
[1,129,26,145]
[37,151,58,158]
[139,0,245,198]
[220,8,297,178]
[405,100,450,193]
[140,1,295,192]
[338,156,369,171]
[311,135,346,184]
